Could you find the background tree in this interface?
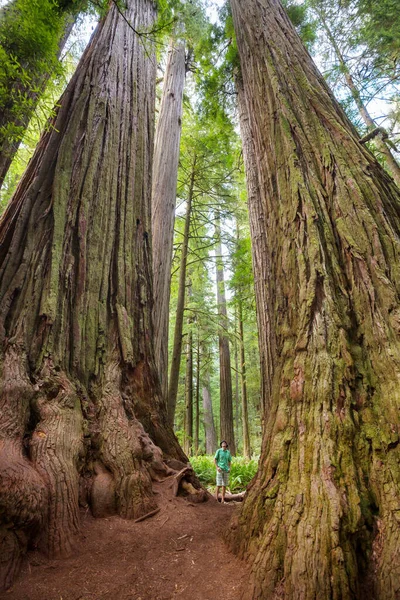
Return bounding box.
[152,39,187,399]
[215,214,236,454]
[350,0,400,71]
[230,0,400,598]
[0,0,188,590]
[0,0,90,188]
[308,0,400,185]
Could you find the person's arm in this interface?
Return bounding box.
[214,450,221,472]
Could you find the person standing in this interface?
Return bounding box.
[214,441,232,504]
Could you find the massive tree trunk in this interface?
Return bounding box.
[216,217,236,454]
[231,1,400,598]
[202,370,217,455]
[152,41,186,398]
[0,0,186,591]
[167,156,196,425]
[0,0,79,189]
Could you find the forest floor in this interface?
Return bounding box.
[2,480,250,600]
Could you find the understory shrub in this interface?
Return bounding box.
[190,455,258,493]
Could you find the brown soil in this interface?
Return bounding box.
[1,481,250,600]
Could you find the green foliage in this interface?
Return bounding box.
[283,0,317,50]
[0,1,64,115]
[351,0,400,68]
[307,0,400,162]
[190,455,258,493]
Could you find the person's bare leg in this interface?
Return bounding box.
[215,486,220,501]
[221,486,226,504]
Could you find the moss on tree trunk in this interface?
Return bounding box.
[0,0,185,590]
[232,2,400,598]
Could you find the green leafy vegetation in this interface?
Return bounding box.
[190,455,258,493]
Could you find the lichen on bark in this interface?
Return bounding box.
[0,0,186,590]
[231,1,400,598]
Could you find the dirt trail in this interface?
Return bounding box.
[2,481,250,600]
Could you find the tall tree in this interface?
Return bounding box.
[152,40,186,398]
[167,154,196,425]
[352,0,400,70]
[0,0,185,590]
[202,368,217,455]
[0,0,84,188]
[231,0,400,598]
[183,318,193,455]
[309,0,400,186]
[215,216,236,454]
[238,299,251,459]
[194,329,201,454]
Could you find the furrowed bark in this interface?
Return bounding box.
[232,1,400,598]
[0,0,185,590]
[152,41,186,398]
[215,216,236,454]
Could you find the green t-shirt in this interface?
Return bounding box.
[215,448,232,472]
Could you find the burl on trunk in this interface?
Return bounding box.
[0,0,187,590]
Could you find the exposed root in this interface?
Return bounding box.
[29,363,83,557]
[134,507,161,523]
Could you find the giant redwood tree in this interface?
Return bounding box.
[0,0,187,590]
[230,0,400,598]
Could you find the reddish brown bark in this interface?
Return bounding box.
[231,1,400,598]
[0,0,186,590]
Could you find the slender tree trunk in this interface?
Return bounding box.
[195,332,200,455]
[234,308,241,447]
[152,41,186,398]
[315,6,400,187]
[232,1,400,598]
[238,301,251,459]
[0,1,186,590]
[167,156,196,425]
[183,325,193,456]
[202,370,217,455]
[215,217,236,454]
[0,1,80,189]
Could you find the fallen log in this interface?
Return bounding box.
[216,492,246,503]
